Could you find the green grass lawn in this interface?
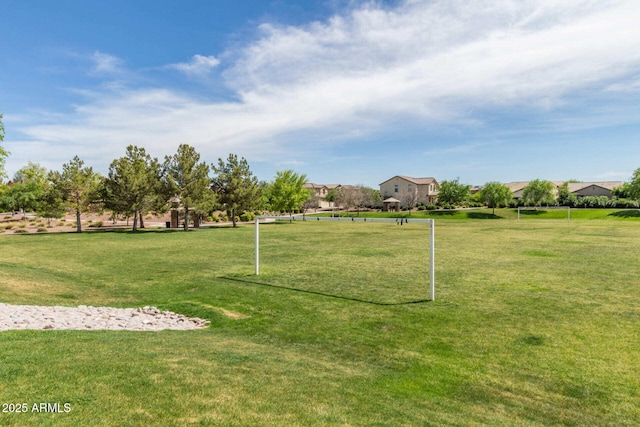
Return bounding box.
[313,206,640,221]
[1,215,639,426]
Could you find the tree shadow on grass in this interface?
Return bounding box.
[514,209,547,216]
[219,276,431,306]
[608,209,640,218]
[466,212,502,219]
[428,210,457,217]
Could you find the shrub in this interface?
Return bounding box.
[240,212,256,222]
[14,229,28,234]
[18,223,27,229]
[36,227,48,233]
[89,221,103,228]
[426,203,436,210]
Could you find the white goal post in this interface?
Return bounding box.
[254,216,436,301]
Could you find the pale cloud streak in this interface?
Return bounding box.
[91,51,124,74]
[168,54,221,76]
[10,0,640,176]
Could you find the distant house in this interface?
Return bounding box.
[505,181,623,199]
[303,183,342,209]
[379,176,439,208]
[567,182,623,197]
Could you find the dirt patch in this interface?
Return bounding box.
[0,212,172,235]
[190,302,250,320]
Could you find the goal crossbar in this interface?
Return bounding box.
[254,215,436,301]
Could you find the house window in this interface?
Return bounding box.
[394,185,398,193]
[408,184,412,192]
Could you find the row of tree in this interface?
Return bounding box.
[435,175,640,213]
[0,143,313,232]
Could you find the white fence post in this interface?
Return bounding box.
[430,219,435,301]
[255,218,260,275]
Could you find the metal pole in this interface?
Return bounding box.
[255,218,260,275]
[429,219,435,301]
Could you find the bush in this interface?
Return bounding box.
[89,221,103,228]
[219,214,228,222]
[36,227,48,233]
[14,228,28,234]
[240,212,256,222]
[426,203,436,210]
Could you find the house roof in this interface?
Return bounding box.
[304,183,342,190]
[379,175,438,186]
[505,181,623,193]
[567,181,623,192]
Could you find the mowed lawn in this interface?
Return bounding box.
[1,212,639,426]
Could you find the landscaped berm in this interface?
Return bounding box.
[1,210,639,425]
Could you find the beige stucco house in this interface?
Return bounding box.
[505,181,623,199]
[379,176,439,208]
[303,183,342,209]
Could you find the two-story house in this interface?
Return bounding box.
[379,176,439,208]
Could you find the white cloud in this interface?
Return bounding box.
[10,0,640,176]
[91,51,123,74]
[168,55,220,76]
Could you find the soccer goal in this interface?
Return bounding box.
[254,215,436,301]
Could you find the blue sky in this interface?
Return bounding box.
[2,0,640,187]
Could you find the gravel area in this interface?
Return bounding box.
[0,303,209,331]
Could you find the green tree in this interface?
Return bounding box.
[0,114,9,181]
[611,182,631,199]
[268,170,311,215]
[38,175,66,223]
[522,179,555,207]
[0,162,48,218]
[437,178,470,207]
[325,188,339,204]
[164,144,213,231]
[50,156,102,233]
[628,168,640,201]
[103,145,165,231]
[212,154,260,228]
[479,182,512,214]
[556,182,578,207]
